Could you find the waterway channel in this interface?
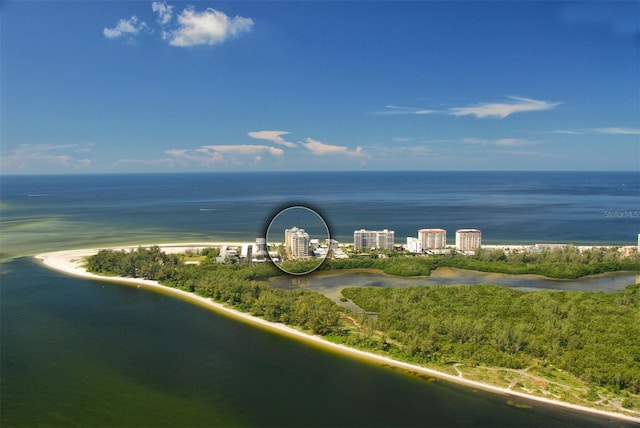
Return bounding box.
[270,268,640,311]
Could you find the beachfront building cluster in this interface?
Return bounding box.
[354,229,395,251]
[404,228,482,253]
[285,226,310,259]
[456,229,482,251]
[356,227,483,253]
[216,238,272,264]
[311,239,348,259]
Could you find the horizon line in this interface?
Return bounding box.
[2,169,639,177]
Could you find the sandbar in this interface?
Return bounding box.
[35,243,640,424]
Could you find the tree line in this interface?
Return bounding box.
[86,247,341,335]
[341,283,640,395]
[321,245,640,278]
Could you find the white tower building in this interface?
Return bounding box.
[455,229,482,251]
[285,227,309,259]
[418,229,447,249]
[354,229,395,251]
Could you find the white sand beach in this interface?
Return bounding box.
[35,244,640,424]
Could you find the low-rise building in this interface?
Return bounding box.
[327,239,340,251]
[252,237,268,262]
[406,237,422,253]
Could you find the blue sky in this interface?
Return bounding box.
[1,1,639,173]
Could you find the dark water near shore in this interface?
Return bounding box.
[2,258,635,427]
[1,171,639,426]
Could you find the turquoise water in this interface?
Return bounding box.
[1,171,638,260]
[1,172,639,426]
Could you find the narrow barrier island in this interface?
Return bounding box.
[63,245,640,421]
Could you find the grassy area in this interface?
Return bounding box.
[179,254,207,263]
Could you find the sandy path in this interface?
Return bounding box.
[34,244,640,424]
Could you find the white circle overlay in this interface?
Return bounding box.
[265,206,330,276]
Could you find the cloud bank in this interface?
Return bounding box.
[1,143,92,172]
[161,144,282,167]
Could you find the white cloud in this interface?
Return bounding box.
[303,138,367,158]
[1,144,92,172]
[118,144,283,169]
[544,129,585,135]
[105,4,253,46]
[377,105,437,115]
[378,97,560,119]
[104,16,148,40]
[114,157,185,168]
[544,127,640,136]
[248,131,297,148]
[201,145,283,157]
[450,97,559,119]
[168,6,254,47]
[127,144,284,169]
[497,150,552,157]
[152,2,174,25]
[462,137,539,147]
[593,127,640,135]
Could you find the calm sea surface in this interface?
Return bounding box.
[1,171,639,426]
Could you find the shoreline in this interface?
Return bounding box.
[35,244,640,425]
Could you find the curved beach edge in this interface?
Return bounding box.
[35,244,640,425]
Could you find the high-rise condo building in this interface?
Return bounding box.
[418,228,447,249]
[354,229,395,251]
[285,226,310,259]
[455,229,482,251]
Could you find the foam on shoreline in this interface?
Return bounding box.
[35,244,640,425]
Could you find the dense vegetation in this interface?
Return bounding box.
[86,245,640,410]
[322,246,640,278]
[86,247,341,335]
[341,284,640,395]
[86,246,182,279]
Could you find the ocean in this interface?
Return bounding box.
[1,171,639,426]
[2,171,639,260]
